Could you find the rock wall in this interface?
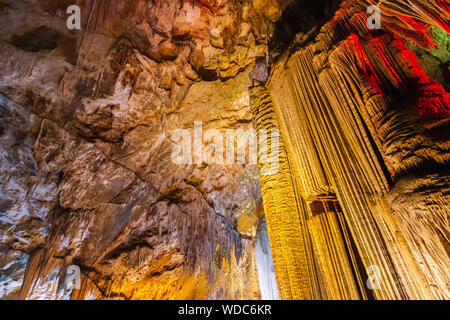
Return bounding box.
[253,0,449,300]
[0,0,284,300]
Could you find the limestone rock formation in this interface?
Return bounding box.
[0,0,274,300]
[0,0,449,300]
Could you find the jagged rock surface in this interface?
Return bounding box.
[0,0,449,301]
[0,0,284,300]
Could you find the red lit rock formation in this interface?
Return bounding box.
[0,0,448,300]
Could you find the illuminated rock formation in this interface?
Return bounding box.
[252,0,449,300]
[0,0,449,300]
[0,0,269,300]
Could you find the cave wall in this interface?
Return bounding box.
[252,0,449,299]
[0,0,288,300]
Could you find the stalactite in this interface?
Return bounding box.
[254,0,449,300]
[1,0,448,301]
[251,85,318,300]
[307,200,362,299]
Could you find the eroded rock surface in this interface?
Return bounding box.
[0,0,283,300]
[0,0,449,301]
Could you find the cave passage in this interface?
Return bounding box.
[0,0,449,301]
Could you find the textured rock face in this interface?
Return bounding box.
[0,0,282,300]
[254,0,449,300]
[0,0,449,300]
